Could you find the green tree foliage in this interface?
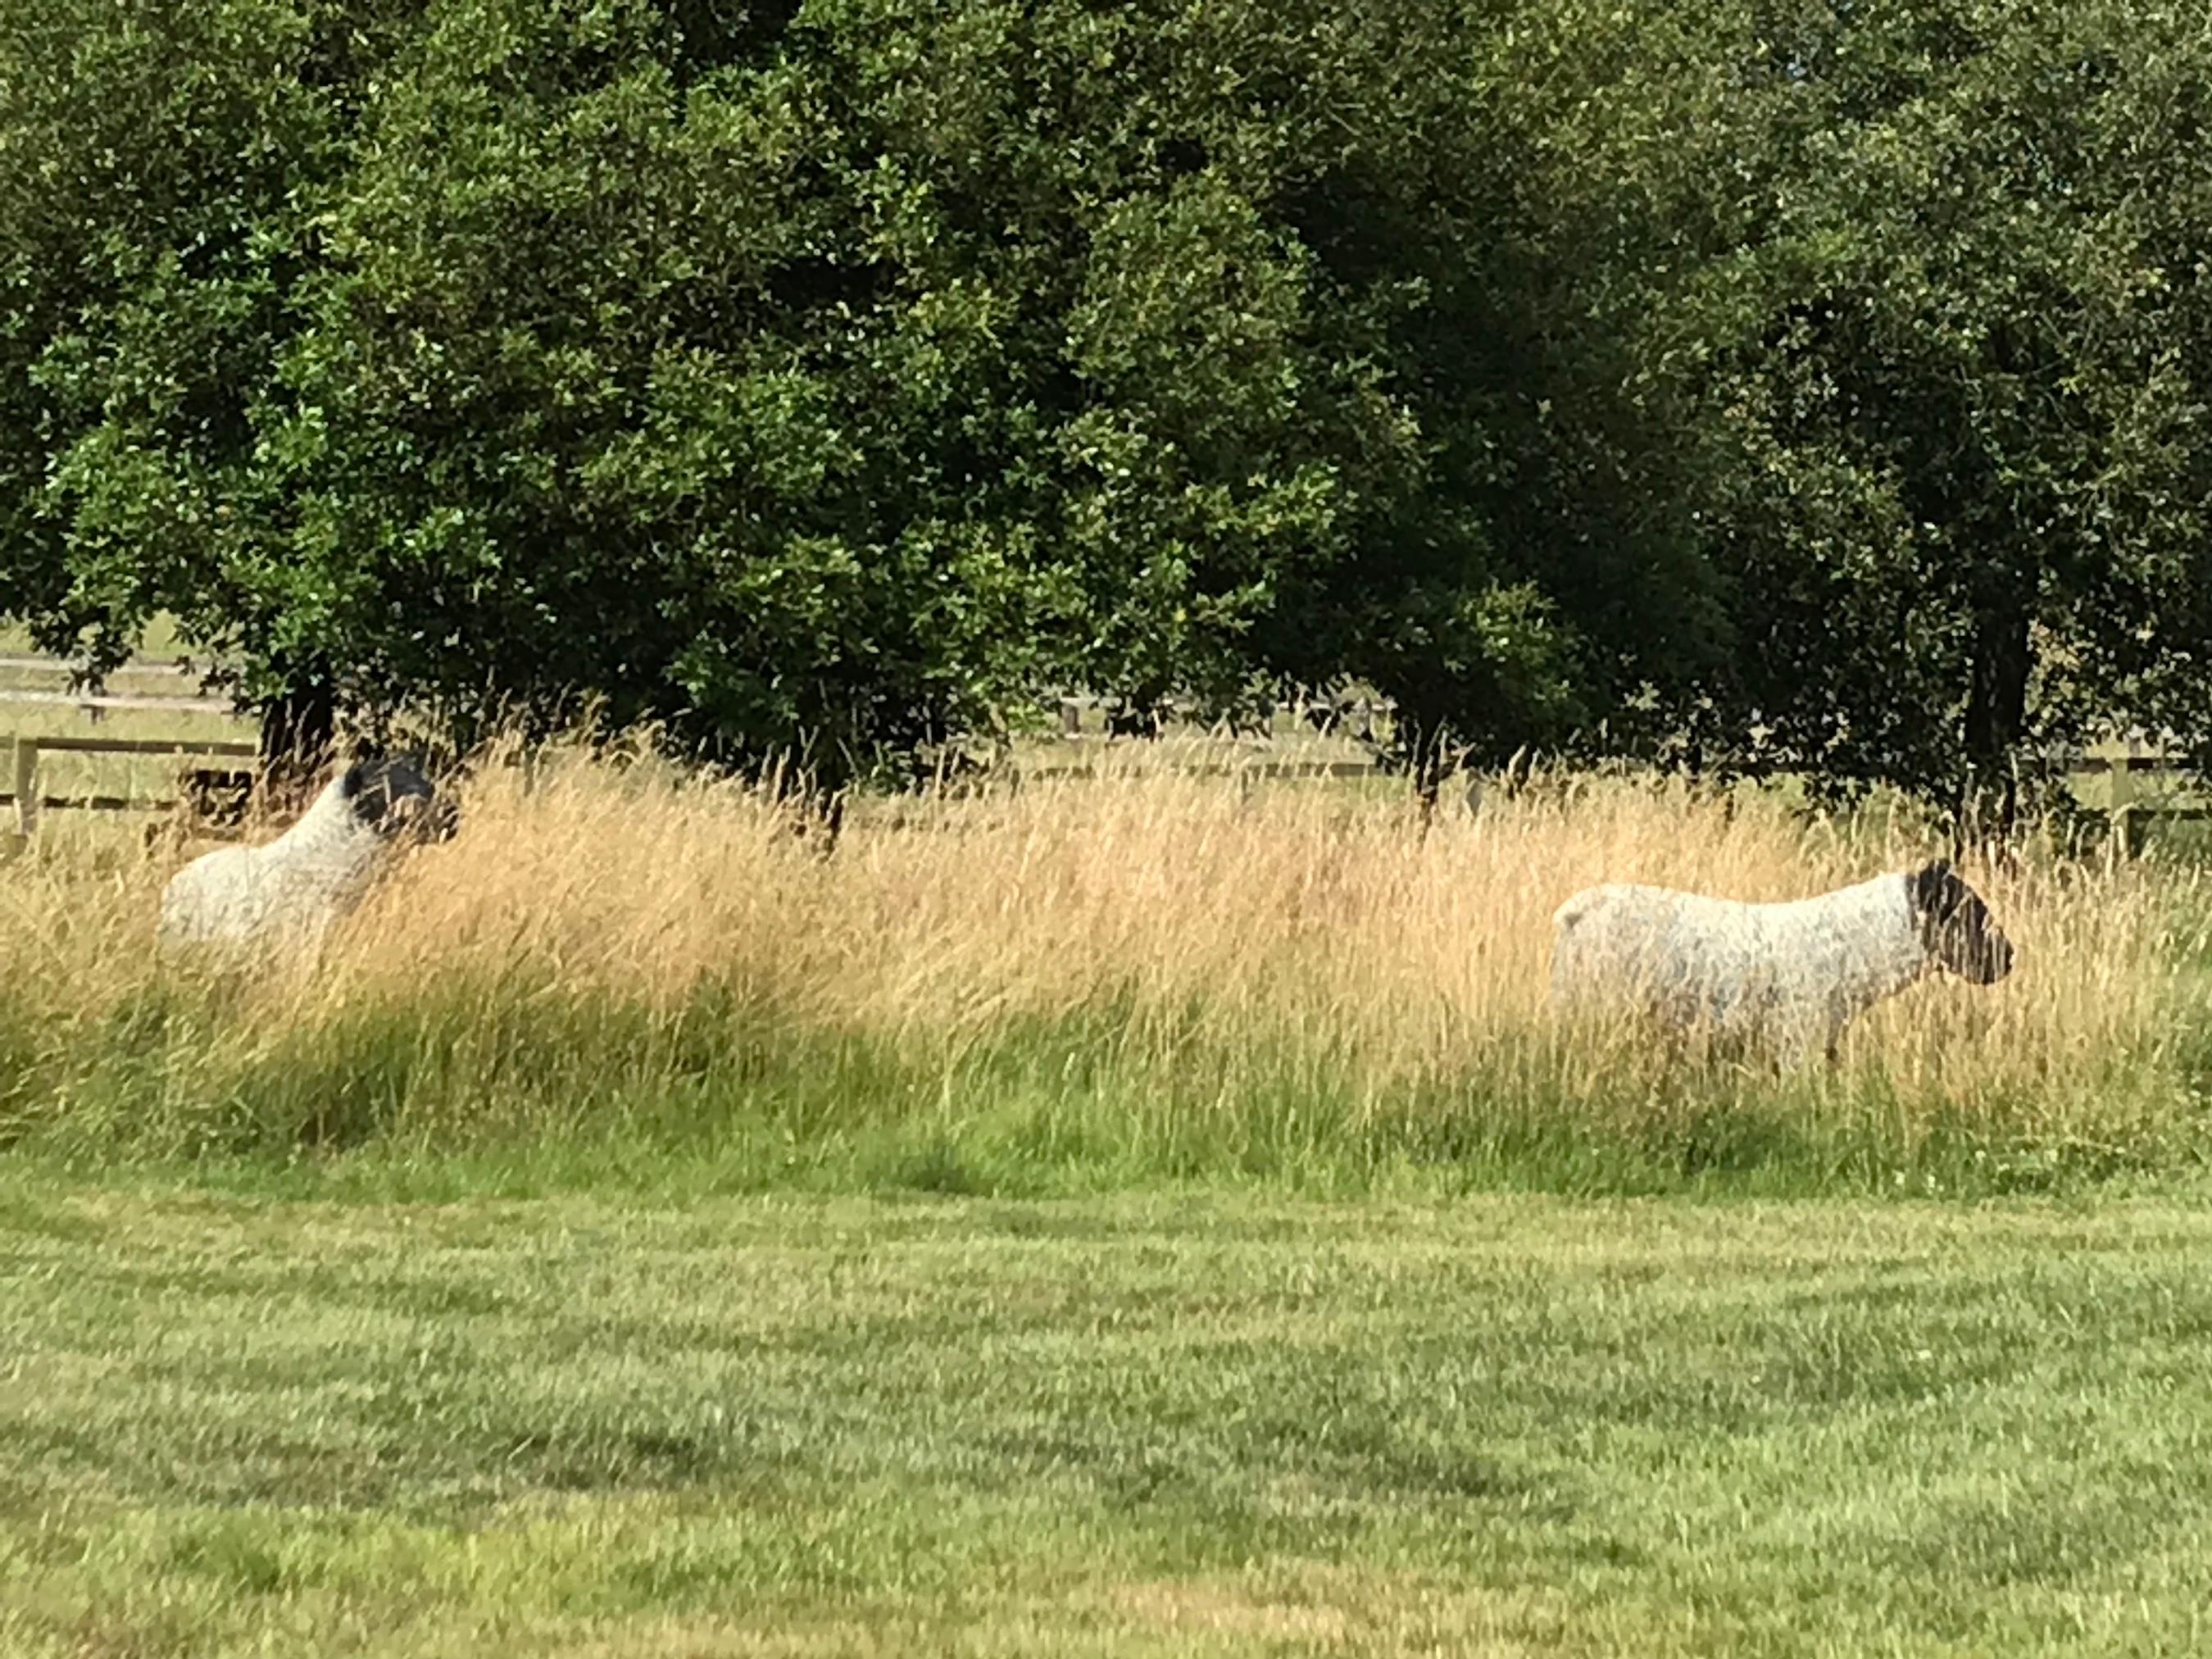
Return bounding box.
[0,0,1727,790]
[5,0,2210,815]
[1671,0,2212,822]
[1250,0,1743,789]
[0,1,419,769]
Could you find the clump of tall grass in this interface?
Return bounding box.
[3,735,2207,1193]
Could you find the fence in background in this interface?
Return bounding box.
[0,657,252,841]
[1054,693,1389,744]
[5,735,257,839]
[0,653,233,720]
[2073,743,2208,852]
[1038,693,1395,785]
[0,666,2196,845]
[1047,697,2207,846]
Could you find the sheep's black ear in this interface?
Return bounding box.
[1911,859,1962,918]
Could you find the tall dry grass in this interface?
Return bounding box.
[2,737,2208,1190]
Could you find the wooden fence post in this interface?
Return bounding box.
[2111,752,2137,858]
[12,738,37,839]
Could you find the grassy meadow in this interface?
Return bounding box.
[5,738,2212,1655]
[7,1182,2212,1657]
[0,734,2207,1196]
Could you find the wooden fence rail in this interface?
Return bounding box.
[0,671,2198,850]
[5,735,257,838]
[1042,700,2209,845]
[0,687,234,717]
[1052,693,1388,741]
[0,653,235,721]
[2079,749,2210,851]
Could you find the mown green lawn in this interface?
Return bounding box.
[4,1175,2212,1656]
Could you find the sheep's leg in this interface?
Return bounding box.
[291,910,335,975]
[1820,1000,1855,1068]
[1768,1015,1824,1074]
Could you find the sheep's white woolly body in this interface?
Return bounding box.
[1549,873,1936,1065]
[160,770,416,952]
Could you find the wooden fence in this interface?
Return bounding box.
[0,665,2196,846]
[4,735,257,838]
[0,653,234,721]
[1054,693,1390,744]
[1046,698,2209,844]
[0,657,252,839]
[2074,743,2209,852]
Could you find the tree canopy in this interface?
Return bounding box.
[2,0,2209,814]
[1676,0,2212,821]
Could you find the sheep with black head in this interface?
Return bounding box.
[159,753,459,953]
[1549,859,2014,1066]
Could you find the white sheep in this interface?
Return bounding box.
[1549,860,2014,1065]
[159,755,459,954]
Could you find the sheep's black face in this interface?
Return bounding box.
[1910,861,2014,984]
[342,756,461,844]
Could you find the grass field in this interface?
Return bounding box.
[2,708,2211,1652]
[0,734,2206,1194]
[5,1175,2212,1657]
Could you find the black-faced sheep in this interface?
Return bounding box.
[159,755,459,952]
[1549,860,2014,1065]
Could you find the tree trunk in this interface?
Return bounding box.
[1959,593,2032,848]
[1394,702,1454,838]
[794,785,846,857]
[258,666,337,807]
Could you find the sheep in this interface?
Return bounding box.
[1548,860,2014,1066]
[159,754,460,954]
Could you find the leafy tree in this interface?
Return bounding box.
[23,0,2210,830]
[0,0,410,773]
[0,0,1735,798]
[1247,0,1745,797]
[1672,0,2212,828]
